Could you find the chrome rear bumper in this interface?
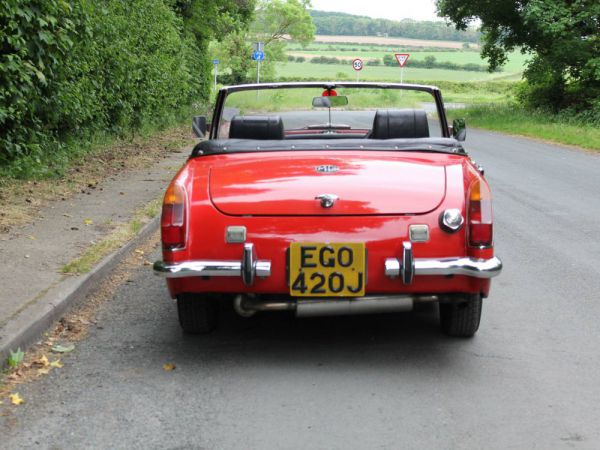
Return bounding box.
[153,243,271,286]
[154,241,502,286]
[384,242,501,284]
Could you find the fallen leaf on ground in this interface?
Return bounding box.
[50,359,63,368]
[33,355,49,367]
[162,363,176,372]
[9,393,24,405]
[83,218,93,225]
[27,235,36,240]
[51,343,75,353]
[63,213,73,218]
[7,369,24,381]
[134,249,145,255]
[37,367,51,376]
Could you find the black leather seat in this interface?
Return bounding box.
[229,115,284,140]
[371,109,430,139]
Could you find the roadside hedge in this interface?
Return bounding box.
[0,0,200,177]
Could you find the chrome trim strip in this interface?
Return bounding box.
[385,256,502,279]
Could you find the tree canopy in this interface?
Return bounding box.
[310,10,481,43]
[0,0,256,176]
[436,0,600,113]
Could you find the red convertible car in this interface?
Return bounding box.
[154,82,502,337]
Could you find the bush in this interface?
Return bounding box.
[0,0,199,177]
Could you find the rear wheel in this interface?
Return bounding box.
[439,294,482,337]
[176,293,218,334]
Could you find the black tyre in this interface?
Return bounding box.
[439,294,482,337]
[176,293,218,334]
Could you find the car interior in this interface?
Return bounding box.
[227,109,430,140]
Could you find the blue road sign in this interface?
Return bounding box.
[251,51,265,61]
[212,59,220,65]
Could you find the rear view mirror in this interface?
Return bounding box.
[452,118,467,141]
[312,96,349,108]
[192,116,209,137]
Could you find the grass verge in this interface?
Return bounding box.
[60,198,161,274]
[450,104,600,151]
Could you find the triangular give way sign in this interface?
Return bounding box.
[395,53,410,67]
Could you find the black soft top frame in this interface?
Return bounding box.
[209,82,450,141]
[191,137,465,157]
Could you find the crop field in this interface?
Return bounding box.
[308,34,472,49]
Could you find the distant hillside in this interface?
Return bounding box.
[310,10,480,43]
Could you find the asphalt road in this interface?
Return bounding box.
[3,129,600,449]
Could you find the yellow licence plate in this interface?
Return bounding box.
[289,243,366,297]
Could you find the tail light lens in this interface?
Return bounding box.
[161,182,187,250]
[467,179,493,247]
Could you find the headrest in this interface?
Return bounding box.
[229,115,284,140]
[371,109,430,139]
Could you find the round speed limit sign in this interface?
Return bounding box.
[352,58,363,71]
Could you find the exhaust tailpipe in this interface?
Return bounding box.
[295,296,414,317]
[233,295,437,318]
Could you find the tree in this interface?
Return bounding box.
[214,0,315,83]
[171,0,256,99]
[252,0,315,46]
[436,0,600,112]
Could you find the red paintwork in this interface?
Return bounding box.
[161,150,494,299]
[209,154,446,215]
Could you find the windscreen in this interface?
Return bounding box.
[217,86,443,139]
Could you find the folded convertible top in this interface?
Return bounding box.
[191,137,465,157]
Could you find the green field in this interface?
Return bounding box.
[288,49,528,75]
[276,61,522,82]
[284,40,528,84]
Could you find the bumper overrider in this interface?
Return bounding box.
[154,242,503,285]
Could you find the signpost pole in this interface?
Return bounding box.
[394,53,410,95]
[253,42,264,98]
[214,64,218,92]
[211,59,220,93]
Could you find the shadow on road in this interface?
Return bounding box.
[159,301,465,371]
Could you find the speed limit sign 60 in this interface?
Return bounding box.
[352,58,363,71]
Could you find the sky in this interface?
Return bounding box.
[310,0,442,22]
